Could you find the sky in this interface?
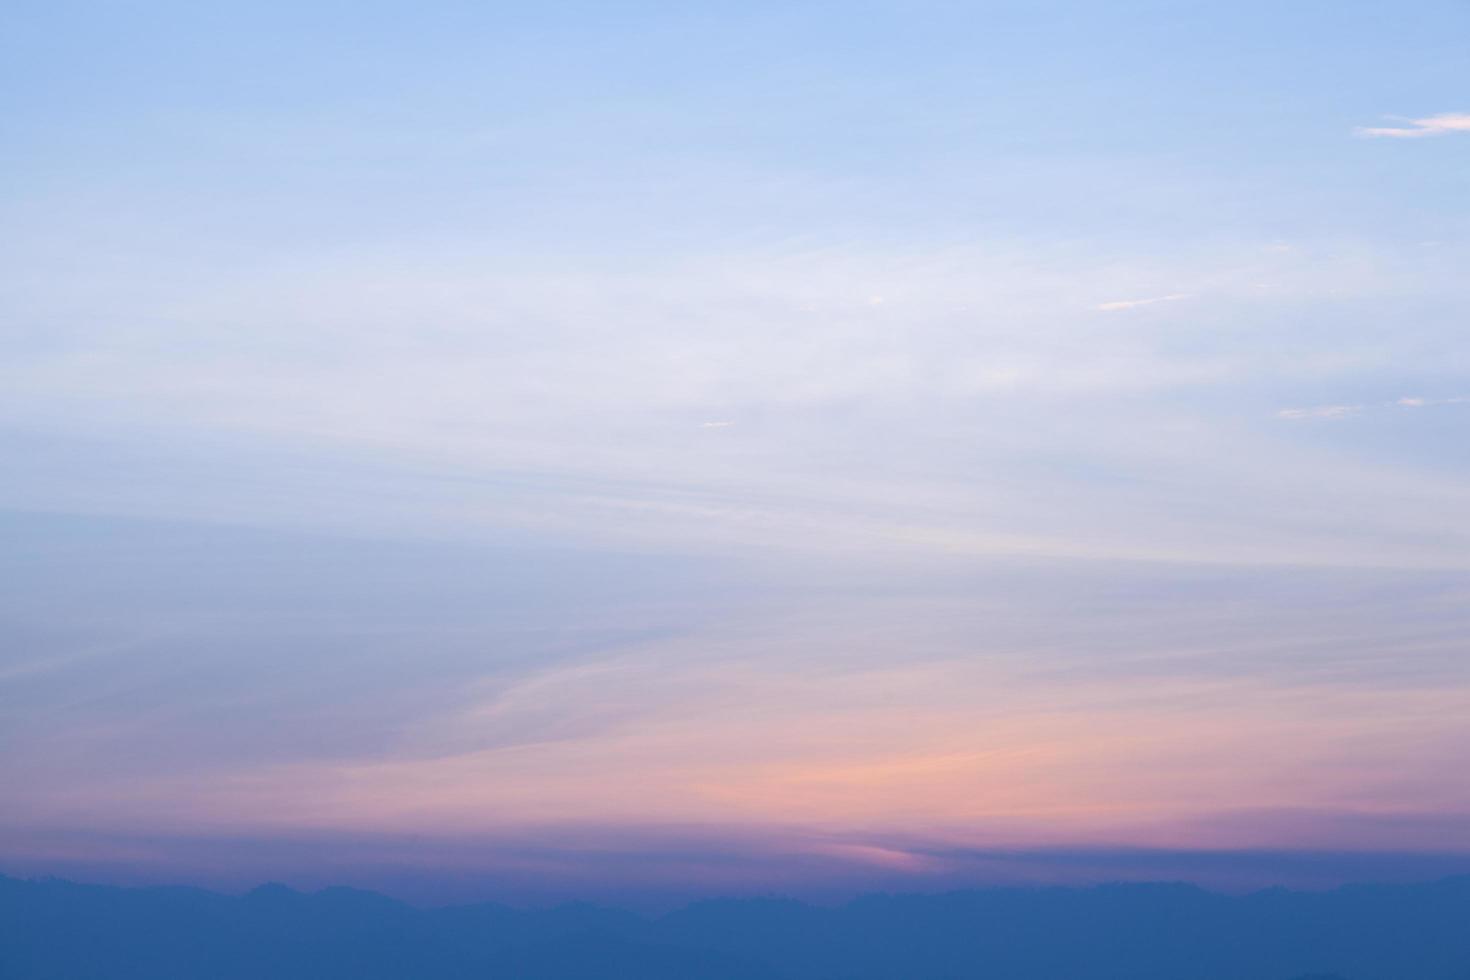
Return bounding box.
[2,0,1470,905]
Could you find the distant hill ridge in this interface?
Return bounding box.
[3,872,1469,979]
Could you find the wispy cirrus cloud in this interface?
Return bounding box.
[1279,396,1470,420]
[1397,395,1469,408]
[1354,112,1470,139]
[1095,293,1190,312]
[1276,404,1361,421]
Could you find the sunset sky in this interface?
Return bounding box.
[3,0,1469,905]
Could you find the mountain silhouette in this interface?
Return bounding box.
[3,873,1469,978]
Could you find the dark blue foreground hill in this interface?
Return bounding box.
[3,873,1469,979]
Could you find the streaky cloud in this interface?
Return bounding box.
[1355,111,1470,138]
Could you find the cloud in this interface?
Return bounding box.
[1354,112,1470,139]
[1397,395,1468,408]
[19,578,1469,866]
[1278,396,1469,421]
[1095,293,1190,312]
[6,235,1470,573]
[1276,404,1361,421]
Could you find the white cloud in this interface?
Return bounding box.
[1354,112,1470,139]
[5,233,1470,570]
[1277,405,1361,421]
[1095,293,1189,312]
[1279,396,1470,420]
[1396,395,1469,408]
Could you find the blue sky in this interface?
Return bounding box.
[2,0,1469,902]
